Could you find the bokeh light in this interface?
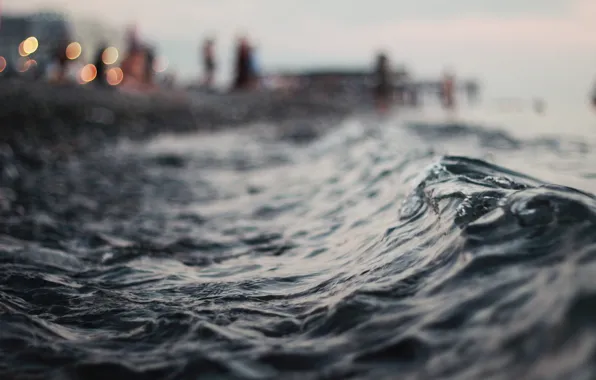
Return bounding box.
[66,42,82,60]
[77,75,87,85]
[106,67,124,86]
[0,57,6,73]
[18,42,27,57]
[26,59,37,71]
[17,57,33,72]
[80,64,97,83]
[23,37,39,55]
[153,56,169,73]
[102,47,119,65]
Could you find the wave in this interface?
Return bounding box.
[1,117,596,380]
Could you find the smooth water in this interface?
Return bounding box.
[1,106,596,380]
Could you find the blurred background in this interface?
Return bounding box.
[3,0,595,105]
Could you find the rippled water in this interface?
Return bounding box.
[1,107,596,380]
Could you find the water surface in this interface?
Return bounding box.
[1,105,596,380]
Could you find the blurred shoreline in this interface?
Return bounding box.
[0,78,363,161]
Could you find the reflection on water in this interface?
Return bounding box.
[1,110,596,380]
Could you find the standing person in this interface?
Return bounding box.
[120,24,148,90]
[54,39,69,83]
[94,43,108,87]
[441,70,456,110]
[233,36,251,90]
[120,46,146,89]
[202,38,216,89]
[373,52,393,112]
[144,45,156,86]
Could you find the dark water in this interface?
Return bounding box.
[1,114,596,380]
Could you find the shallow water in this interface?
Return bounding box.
[1,106,596,380]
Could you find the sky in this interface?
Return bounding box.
[4,0,596,104]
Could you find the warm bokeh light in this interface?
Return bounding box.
[153,56,169,73]
[16,57,32,72]
[18,42,27,57]
[106,67,124,86]
[25,59,37,71]
[102,47,119,65]
[0,57,6,73]
[80,64,97,83]
[23,37,39,55]
[66,42,82,60]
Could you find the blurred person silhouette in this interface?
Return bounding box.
[373,52,393,112]
[53,39,69,83]
[233,36,252,91]
[441,69,456,110]
[120,45,147,89]
[145,45,156,86]
[120,24,151,90]
[93,43,109,87]
[202,38,216,89]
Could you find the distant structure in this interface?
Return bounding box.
[0,11,126,70]
[29,12,71,57]
[267,68,481,105]
[0,12,71,67]
[202,38,216,88]
[0,14,38,67]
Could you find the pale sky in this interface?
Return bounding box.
[5,0,596,103]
